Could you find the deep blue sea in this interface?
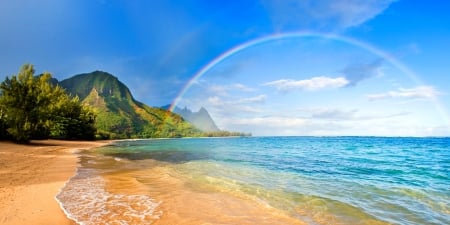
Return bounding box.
[57,137,450,225]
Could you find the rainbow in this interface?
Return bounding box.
[169,31,450,127]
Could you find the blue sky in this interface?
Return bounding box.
[1,0,449,136]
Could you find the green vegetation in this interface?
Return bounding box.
[0,65,249,141]
[0,64,96,142]
[59,71,203,139]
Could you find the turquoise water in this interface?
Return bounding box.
[58,137,449,225]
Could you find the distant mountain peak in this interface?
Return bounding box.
[170,106,220,132]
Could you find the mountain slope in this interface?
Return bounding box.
[59,71,201,138]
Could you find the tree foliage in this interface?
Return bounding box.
[0,64,96,142]
[0,68,249,141]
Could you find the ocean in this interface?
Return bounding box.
[57,137,449,225]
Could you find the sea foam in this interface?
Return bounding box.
[56,167,161,225]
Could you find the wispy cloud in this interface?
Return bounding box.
[341,59,384,86]
[208,94,266,105]
[367,86,441,101]
[311,108,358,120]
[261,59,384,92]
[306,107,409,121]
[220,116,349,136]
[218,109,414,136]
[261,0,395,31]
[233,83,256,92]
[207,96,222,106]
[225,116,307,127]
[236,95,267,104]
[263,76,349,91]
[206,95,266,116]
[208,83,256,95]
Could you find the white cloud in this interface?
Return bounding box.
[219,116,350,136]
[208,83,256,96]
[261,0,395,31]
[232,83,256,92]
[263,76,349,91]
[367,86,441,101]
[308,108,409,121]
[209,103,448,136]
[207,96,222,106]
[224,116,307,127]
[236,95,267,104]
[327,0,394,29]
[311,108,358,120]
[219,114,450,137]
[208,94,266,106]
[206,95,266,116]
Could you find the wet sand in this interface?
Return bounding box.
[0,140,110,225]
[103,161,308,225]
[147,166,307,225]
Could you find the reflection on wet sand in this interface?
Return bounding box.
[103,160,307,225]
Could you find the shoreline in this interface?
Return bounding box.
[0,139,111,225]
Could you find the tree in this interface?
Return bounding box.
[0,104,8,140]
[49,94,96,140]
[0,64,96,142]
[0,65,45,142]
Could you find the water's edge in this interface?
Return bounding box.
[55,142,120,225]
[54,137,450,225]
[55,149,87,225]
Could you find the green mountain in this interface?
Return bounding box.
[59,71,201,139]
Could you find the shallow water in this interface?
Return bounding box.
[57,137,450,225]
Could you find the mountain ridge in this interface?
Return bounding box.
[58,71,202,139]
[162,105,220,132]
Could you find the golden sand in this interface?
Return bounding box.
[0,140,109,225]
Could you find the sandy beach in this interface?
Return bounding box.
[0,140,110,225]
[1,139,306,225]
